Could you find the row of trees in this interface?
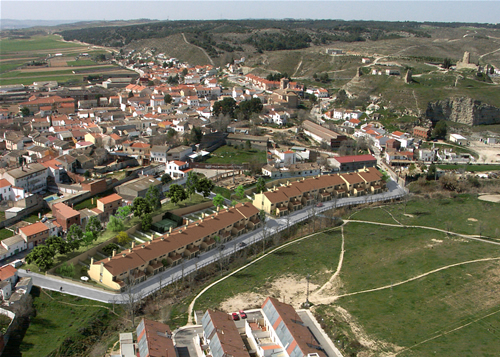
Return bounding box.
[212,97,263,120]
[25,216,103,270]
[166,172,215,205]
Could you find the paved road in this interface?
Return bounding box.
[19,179,406,304]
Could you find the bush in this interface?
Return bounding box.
[116,231,131,245]
[57,263,75,278]
[102,243,120,256]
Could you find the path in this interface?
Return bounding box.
[412,90,421,116]
[313,226,345,296]
[186,226,342,324]
[181,33,214,66]
[479,46,500,61]
[292,56,303,77]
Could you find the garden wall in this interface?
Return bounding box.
[170,201,214,217]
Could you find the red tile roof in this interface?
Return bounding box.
[19,222,49,237]
[0,179,11,188]
[334,154,376,164]
[0,265,17,280]
[97,194,122,205]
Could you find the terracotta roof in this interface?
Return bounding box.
[0,265,17,280]
[334,154,376,164]
[204,310,250,357]
[97,194,122,205]
[41,159,63,170]
[138,318,175,357]
[19,222,49,237]
[53,202,80,219]
[0,179,11,188]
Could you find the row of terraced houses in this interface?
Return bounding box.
[253,167,385,216]
[88,202,262,290]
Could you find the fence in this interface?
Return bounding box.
[170,202,214,217]
[190,162,249,170]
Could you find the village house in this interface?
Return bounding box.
[52,202,81,231]
[19,221,49,249]
[0,235,27,261]
[2,163,48,194]
[115,176,162,202]
[88,202,261,290]
[413,126,431,141]
[96,194,122,221]
[328,154,377,172]
[165,160,191,179]
[302,120,347,149]
[136,318,175,357]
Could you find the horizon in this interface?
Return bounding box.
[2,1,500,24]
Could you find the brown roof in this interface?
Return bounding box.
[95,202,259,276]
[205,309,250,357]
[97,193,122,205]
[263,297,327,357]
[138,318,175,357]
[53,202,80,219]
[0,265,17,280]
[19,222,49,237]
[340,172,365,185]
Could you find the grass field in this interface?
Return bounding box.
[7,287,114,357]
[66,59,98,66]
[0,35,84,54]
[0,228,13,241]
[205,145,267,165]
[437,164,500,172]
[194,230,343,311]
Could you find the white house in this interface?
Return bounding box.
[2,163,48,194]
[41,159,64,184]
[269,110,289,125]
[150,95,165,107]
[150,145,170,163]
[449,134,468,146]
[165,160,192,179]
[0,179,14,201]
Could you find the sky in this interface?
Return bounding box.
[1,1,500,24]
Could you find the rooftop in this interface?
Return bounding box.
[19,222,49,237]
[6,163,47,179]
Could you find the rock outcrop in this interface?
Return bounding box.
[426,97,500,126]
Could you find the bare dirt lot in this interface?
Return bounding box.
[469,141,500,163]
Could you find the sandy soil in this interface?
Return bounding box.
[18,64,114,73]
[478,194,500,203]
[219,275,319,312]
[468,141,500,164]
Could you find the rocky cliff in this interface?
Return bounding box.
[426,97,500,126]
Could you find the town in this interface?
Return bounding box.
[1,14,500,357]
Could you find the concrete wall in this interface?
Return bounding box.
[170,201,214,217]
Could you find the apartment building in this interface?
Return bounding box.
[88,202,261,290]
[3,163,48,194]
[253,168,385,216]
[201,309,250,357]
[329,154,377,172]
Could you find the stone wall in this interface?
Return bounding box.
[426,97,500,126]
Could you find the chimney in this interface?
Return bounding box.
[131,241,135,248]
[169,226,172,233]
[196,222,199,226]
[287,180,290,186]
[112,250,116,257]
[201,212,205,218]
[151,233,154,240]
[142,244,145,249]
[148,240,151,245]
[167,232,170,237]
[91,257,94,265]
[128,248,132,253]
[122,253,126,257]
[217,206,220,212]
[161,237,165,241]
[108,257,111,261]
[273,185,276,191]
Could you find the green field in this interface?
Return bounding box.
[205,145,267,165]
[6,287,114,357]
[66,59,98,66]
[194,230,343,311]
[437,164,500,172]
[0,35,84,54]
[351,194,500,237]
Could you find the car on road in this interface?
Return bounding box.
[316,202,323,207]
[238,242,247,248]
[232,312,240,320]
[239,310,247,319]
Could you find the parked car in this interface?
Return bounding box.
[232,312,240,321]
[239,310,247,319]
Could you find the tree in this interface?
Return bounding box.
[132,197,152,218]
[161,173,172,185]
[86,216,102,239]
[189,127,203,144]
[212,97,237,118]
[67,224,83,251]
[102,243,120,256]
[432,120,447,139]
[116,231,131,246]
[108,215,125,232]
[245,140,252,149]
[45,236,70,255]
[235,185,245,200]
[182,68,188,76]
[141,213,153,231]
[185,171,199,197]
[443,58,452,69]
[427,163,437,180]
[20,107,30,117]
[166,184,188,204]
[212,193,225,208]
[145,185,161,210]
[25,245,55,270]
[196,177,214,198]
[164,94,172,104]
[255,177,266,194]
[116,205,132,220]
